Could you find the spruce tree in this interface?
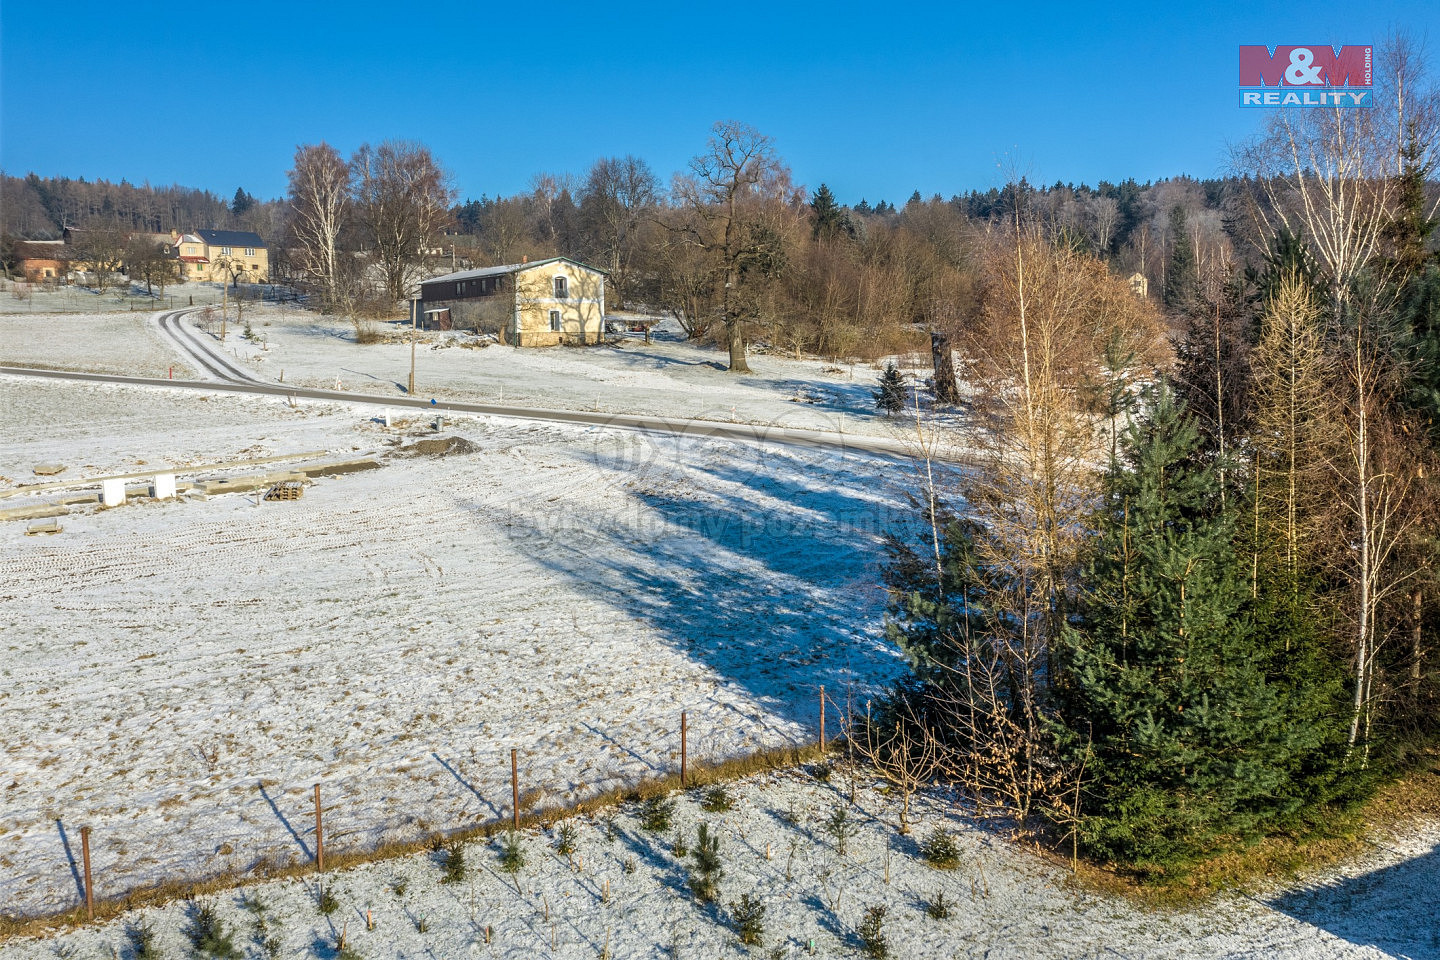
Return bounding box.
[1164,206,1198,313]
[874,362,908,415]
[811,183,849,241]
[1059,385,1343,870]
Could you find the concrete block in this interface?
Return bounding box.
[101,478,126,507]
[153,473,177,499]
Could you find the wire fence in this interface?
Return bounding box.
[13,689,836,928]
[0,278,302,316]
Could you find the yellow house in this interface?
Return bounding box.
[417,257,606,346]
[175,230,269,283]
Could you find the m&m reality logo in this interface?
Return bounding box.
[1239,45,1373,107]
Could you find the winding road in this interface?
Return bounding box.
[2,308,951,462]
[153,307,262,383]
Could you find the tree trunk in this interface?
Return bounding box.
[1413,586,1424,685]
[931,331,960,404]
[726,320,751,373]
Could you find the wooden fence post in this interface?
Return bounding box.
[819,685,826,749]
[511,748,520,831]
[79,826,93,921]
[680,711,688,787]
[313,784,324,872]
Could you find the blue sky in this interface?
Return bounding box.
[2,1,1436,205]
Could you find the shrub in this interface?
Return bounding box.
[640,795,676,832]
[671,829,689,858]
[315,885,339,915]
[922,828,961,869]
[857,905,888,959]
[688,822,724,902]
[824,805,855,856]
[730,893,766,946]
[125,920,160,960]
[498,831,525,874]
[554,821,578,857]
[351,317,383,344]
[336,933,362,960]
[185,901,239,960]
[701,786,733,812]
[925,889,952,920]
[440,841,467,884]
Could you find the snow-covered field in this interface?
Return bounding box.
[144,304,937,438]
[2,307,1437,959]
[0,311,197,379]
[0,376,909,919]
[4,767,1437,959]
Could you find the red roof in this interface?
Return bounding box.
[179,255,210,264]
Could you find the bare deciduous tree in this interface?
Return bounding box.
[675,120,794,372]
[579,155,660,306]
[914,225,1163,827]
[124,235,178,297]
[286,142,350,309]
[1238,34,1439,758]
[843,698,942,835]
[71,223,127,292]
[350,140,455,306]
[1333,302,1423,758]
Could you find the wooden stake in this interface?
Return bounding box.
[79,826,94,921]
[511,748,519,831]
[313,784,324,872]
[680,711,688,787]
[819,685,826,748]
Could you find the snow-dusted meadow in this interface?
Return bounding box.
[0,373,911,919]
[141,303,939,439]
[4,766,1437,959]
[2,306,1437,958]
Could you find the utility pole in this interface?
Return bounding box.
[409,303,417,395]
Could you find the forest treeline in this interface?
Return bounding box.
[0,173,283,243]
[872,42,1440,878]
[6,138,1260,364]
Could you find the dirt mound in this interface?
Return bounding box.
[396,435,481,458]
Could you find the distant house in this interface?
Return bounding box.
[1129,271,1149,298]
[12,240,70,282]
[174,230,269,283]
[416,257,607,346]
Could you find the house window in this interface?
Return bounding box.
[549,310,562,332]
[221,246,231,255]
[553,276,568,298]
[245,247,255,256]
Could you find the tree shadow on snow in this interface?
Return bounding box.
[1267,844,1440,960]
[483,439,918,738]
